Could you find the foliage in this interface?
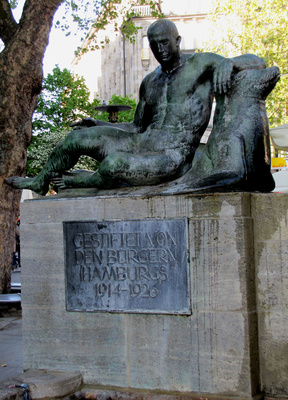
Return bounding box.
[8,0,18,8]
[92,94,137,122]
[32,66,101,134]
[203,0,288,127]
[55,0,163,53]
[109,93,137,122]
[56,0,162,33]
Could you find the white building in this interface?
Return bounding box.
[72,0,215,102]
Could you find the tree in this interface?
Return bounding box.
[32,67,138,137]
[33,65,100,134]
[203,0,288,128]
[0,0,161,293]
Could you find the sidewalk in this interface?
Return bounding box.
[0,310,23,387]
[0,312,83,400]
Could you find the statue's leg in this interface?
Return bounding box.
[5,127,138,195]
[58,151,184,189]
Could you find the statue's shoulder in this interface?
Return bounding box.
[184,51,220,65]
[145,65,162,80]
[182,52,210,69]
[139,66,161,96]
[182,53,194,62]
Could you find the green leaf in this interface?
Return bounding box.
[203,0,288,128]
[29,68,137,176]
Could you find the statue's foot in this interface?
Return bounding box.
[51,174,77,191]
[5,176,48,196]
[51,170,95,191]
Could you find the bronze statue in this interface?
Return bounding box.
[162,65,280,194]
[5,19,278,195]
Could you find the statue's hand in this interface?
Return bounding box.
[70,117,97,129]
[213,59,234,94]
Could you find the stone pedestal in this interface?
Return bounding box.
[252,194,288,397]
[20,192,288,399]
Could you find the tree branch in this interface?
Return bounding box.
[0,0,18,45]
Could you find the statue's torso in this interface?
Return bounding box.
[140,54,214,153]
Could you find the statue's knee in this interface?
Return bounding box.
[66,129,80,142]
[61,130,84,152]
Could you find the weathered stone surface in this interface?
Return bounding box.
[15,370,82,399]
[252,193,288,397]
[20,192,261,397]
[0,388,23,400]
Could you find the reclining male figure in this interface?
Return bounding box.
[6,19,266,195]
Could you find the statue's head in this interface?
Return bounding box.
[147,19,181,69]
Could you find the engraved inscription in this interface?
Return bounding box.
[64,219,190,314]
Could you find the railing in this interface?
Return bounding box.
[131,1,213,17]
[161,0,213,15]
[131,5,152,17]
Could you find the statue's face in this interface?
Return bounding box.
[148,27,180,68]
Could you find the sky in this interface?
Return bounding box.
[10,0,201,77]
[43,18,83,76]
[12,0,84,76]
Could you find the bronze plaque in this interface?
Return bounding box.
[64,218,191,314]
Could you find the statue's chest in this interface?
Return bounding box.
[146,73,186,105]
[146,67,211,108]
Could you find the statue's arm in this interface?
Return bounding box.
[230,53,266,71]
[71,78,150,133]
[112,87,147,133]
[116,77,152,133]
[211,53,266,94]
[109,77,150,132]
[132,80,151,133]
[71,115,137,132]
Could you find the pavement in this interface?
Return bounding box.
[0,269,23,388]
[0,307,83,400]
[0,309,23,388]
[0,268,83,400]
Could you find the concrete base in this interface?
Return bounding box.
[20,192,288,399]
[63,388,265,400]
[251,194,288,396]
[15,370,82,399]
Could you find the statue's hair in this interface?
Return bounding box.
[147,19,179,39]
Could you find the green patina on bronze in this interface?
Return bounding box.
[5,19,280,196]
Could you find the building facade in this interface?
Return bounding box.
[72,0,214,102]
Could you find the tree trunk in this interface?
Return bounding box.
[0,0,63,292]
